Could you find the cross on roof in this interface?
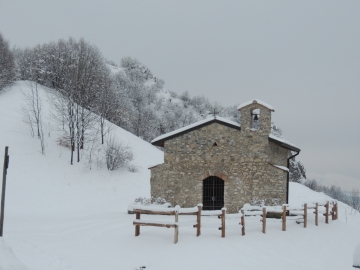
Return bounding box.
[209,109,219,118]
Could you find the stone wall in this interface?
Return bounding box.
[150,104,290,213]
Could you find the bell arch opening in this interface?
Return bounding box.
[251,108,260,130]
[202,176,224,210]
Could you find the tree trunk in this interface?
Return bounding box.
[101,117,104,145]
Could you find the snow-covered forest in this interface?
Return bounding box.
[0,36,287,154]
[10,37,240,142]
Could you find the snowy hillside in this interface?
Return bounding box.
[0,81,164,216]
[0,82,360,269]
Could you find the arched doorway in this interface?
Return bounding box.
[202,176,224,210]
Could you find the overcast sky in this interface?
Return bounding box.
[1,0,360,182]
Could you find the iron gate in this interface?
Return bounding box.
[202,176,224,210]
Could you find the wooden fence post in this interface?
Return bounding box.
[315,203,318,226]
[282,205,286,231]
[304,204,307,228]
[135,212,140,236]
[331,202,337,220]
[335,203,338,220]
[262,207,266,234]
[196,204,202,236]
[241,209,245,236]
[0,146,9,237]
[325,201,329,224]
[174,207,179,244]
[221,208,226,238]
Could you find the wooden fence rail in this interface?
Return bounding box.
[131,201,338,243]
[133,204,202,244]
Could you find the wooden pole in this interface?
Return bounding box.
[282,205,287,231]
[335,203,338,220]
[0,146,9,237]
[196,205,201,237]
[262,207,266,234]
[135,212,140,236]
[241,209,245,236]
[331,202,337,220]
[304,204,307,228]
[221,208,225,238]
[325,201,329,224]
[174,210,179,244]
[315,203,318,226]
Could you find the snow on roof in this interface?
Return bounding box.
[268,134,300,151]
[237,99,275,111]
[148,163,163,169]
[151,115,300,151]
[354,242,360,267]
[270,164,289,172]
[151,116,240,144]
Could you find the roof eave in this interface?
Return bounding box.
[151,119,240,147]
[268,137,301,152]
[237,100,275,112]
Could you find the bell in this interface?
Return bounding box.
[254,114,259,121]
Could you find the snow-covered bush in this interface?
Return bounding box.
[132,197,168,206]
[56,135,72,149]
[127,197,170,214]
[251,197,281,206]
[134,197,151,206]
[153,197,167,205]
[251,198,265,207]
[304,178,318,191]
[127,164,139,172]
[105,137,133,171]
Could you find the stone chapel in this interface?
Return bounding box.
[149,99,300,213]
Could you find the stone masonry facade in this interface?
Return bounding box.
[150,101,297,213]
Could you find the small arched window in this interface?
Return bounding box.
[251,109,260,130]
[210,141,219,151]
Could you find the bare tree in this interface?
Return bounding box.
[21,79,45,154]
[48,38,110,164]
[19,48,47,154]
[51,87,76,164]
[95,68,116,144]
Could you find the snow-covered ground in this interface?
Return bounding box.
[0,82,359,270]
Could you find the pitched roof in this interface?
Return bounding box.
[237,99,275,111]
[151,117,300,152]
[151,116,240,146]
[268,134,300,152]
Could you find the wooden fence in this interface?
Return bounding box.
[133,204,202,243]
[132,201,338,244]
[242,201,338,234]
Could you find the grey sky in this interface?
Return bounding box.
[1,0,360,180]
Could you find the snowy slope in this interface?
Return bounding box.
[0,82,359,270]
[0,81,164,215]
